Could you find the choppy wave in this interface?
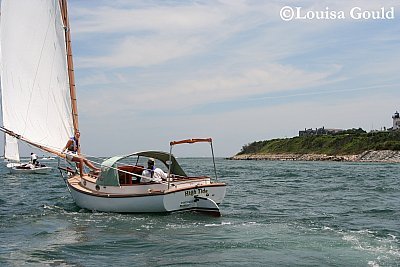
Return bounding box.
[0,159,399,266]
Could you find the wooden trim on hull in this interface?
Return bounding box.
[67,181,163,198]
[66,176,226,213]
[67,177,226,199]
[166,183,226,195]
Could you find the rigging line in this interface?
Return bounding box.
[79,155,103,169]
[248,83,400,101]
[22,137,103,169]
[20,138,103,167]
[84,157,168,181]
[22,8,53,135]
[75,152,165,175]
[56,149,134,177]
[69,150,104,163]
[11,135,156,178]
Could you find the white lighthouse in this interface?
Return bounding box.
[393,111,400,130]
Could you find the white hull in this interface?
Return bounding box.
[10,166,52,174]
[67,175,226,214]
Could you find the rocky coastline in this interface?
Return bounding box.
[229,150,400,163]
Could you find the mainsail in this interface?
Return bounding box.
[0,0,74,153]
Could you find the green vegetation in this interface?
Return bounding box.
[238,129,400,156]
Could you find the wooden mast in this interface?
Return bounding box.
[59,0,80,153]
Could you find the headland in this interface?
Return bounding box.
[230,128,400,163]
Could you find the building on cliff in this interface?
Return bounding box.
[299,127,343,136]
[393,111,400,130]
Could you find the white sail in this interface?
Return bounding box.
[4,135,20,162]
[0,0,74,152]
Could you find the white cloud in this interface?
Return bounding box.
[78,35,205,68]
[73,1,280,68]
[72,3,228,34]
[66,0,400,156]
[77,62,341,119]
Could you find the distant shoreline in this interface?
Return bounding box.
[228,150,400,163]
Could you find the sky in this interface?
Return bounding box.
[15,0,400,157]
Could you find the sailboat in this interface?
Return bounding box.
[3,133,51,174]
[0,0,226,214]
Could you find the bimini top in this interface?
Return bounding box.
[97,151,186,186]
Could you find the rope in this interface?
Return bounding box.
[1,127,166,179]
[76,152,174,182]
[56,149,147,179]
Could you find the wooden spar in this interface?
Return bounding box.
[170,138,212,146]
[0,126,66,159]
[169,137,218,181]
[59,0,80,153]
[167,137,214,188]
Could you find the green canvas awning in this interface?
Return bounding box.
[96,156,123,186]
[96,151,186,186]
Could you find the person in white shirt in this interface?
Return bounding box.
[30,153,38,165]
[142,158,167,182]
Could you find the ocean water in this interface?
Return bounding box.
[0,158,399,266]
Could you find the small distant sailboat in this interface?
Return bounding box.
[8,163,52,174]
[3,132,51,174]
[0,0,226,214]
